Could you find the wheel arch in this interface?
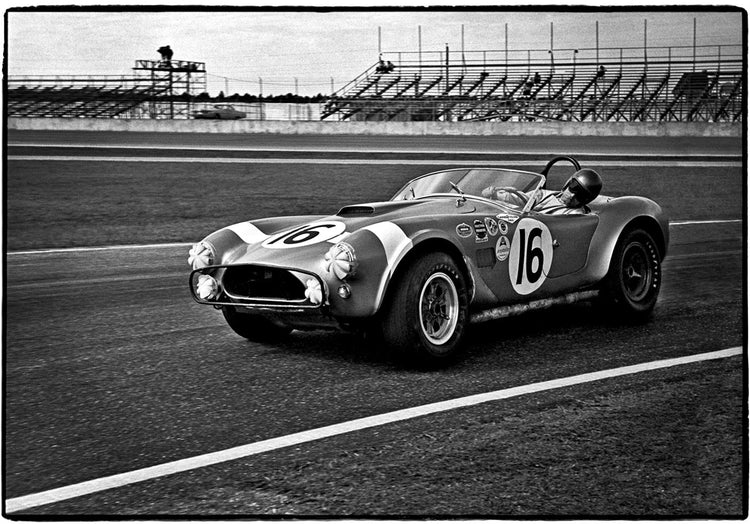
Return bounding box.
[588,214,668,283]
[378,235,474,313]
[624,216,668,260]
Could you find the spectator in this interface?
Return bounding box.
[523,79,534,97]
[157,45,173,62]
[375,54,387,73]
[597,65,606,78]
[386,61,395,73]
[533,72,541,84]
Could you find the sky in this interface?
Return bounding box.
[5,6,745,96]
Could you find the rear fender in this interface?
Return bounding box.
[586,197,669,282]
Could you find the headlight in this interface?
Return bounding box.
[196,274,220,300]
[324,242,358,280]
[304,278,323,305]
[188,241,215,270]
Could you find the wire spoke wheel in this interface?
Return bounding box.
[381,252,468,363]
[418,272,459,345]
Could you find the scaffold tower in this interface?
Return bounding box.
[132,59,207,119]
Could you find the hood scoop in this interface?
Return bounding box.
[337,205,374,216]
[337,200,422,217]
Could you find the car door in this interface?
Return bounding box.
[533,213,599,278]
[479,211,598,301]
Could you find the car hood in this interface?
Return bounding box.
[218,198,475,268]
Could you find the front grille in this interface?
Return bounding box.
[222,265,307,301]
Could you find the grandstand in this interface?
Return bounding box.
[322,44,743,122]
[7,59,206,118]
[6,43,743,123]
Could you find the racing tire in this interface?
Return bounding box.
[221,306,292,341]
[381,253,469,363]
[600,228,662,320]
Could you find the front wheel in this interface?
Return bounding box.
[381,253,469,363]
[222,306,292,341]
[601,228,662,319]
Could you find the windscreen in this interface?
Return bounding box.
[391,168,543,202]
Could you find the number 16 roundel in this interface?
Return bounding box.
[508,218,553,295]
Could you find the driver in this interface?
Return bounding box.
[482,168,602,215]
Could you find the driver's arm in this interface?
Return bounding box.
[481,186,529,207]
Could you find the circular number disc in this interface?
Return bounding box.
[261,221,346,249]
[508,218,553,295]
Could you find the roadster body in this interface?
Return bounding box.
[189,156,668,361]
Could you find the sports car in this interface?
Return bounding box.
[191,104,246,120]
[188,156,668,362]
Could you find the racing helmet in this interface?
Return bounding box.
[562,168,602,207]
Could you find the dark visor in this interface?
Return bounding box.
[566,177,586,196]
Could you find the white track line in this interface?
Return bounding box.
[7,155,741,167]
[8,142,741,158]
[5,346,743,513]
[7,242,190,256]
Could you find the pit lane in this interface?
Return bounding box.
[4,131,745,515]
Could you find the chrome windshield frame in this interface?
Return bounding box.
[521,175,547,214]
[391,167,545,203]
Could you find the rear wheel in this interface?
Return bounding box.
[222,306,292,341]
[381,252,469,363]
[601,228,662,319]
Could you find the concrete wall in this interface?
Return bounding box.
[8,117,741,137]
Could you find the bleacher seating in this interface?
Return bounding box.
[322,45,743,122]
[6,84,159,118]
[7,59,207,119]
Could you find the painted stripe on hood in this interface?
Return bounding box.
[226,222,268,244]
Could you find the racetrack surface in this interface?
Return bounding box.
[4,130,746,517]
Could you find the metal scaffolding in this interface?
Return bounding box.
[7,59,206,119]
[132,59,206,119]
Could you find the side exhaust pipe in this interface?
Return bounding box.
[470,290,599,324]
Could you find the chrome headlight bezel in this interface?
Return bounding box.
[188,241,215,270]
[324,241,358,281]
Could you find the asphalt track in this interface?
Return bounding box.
[4,130,746,516]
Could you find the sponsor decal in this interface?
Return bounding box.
[456,223,473,238]
[473,219,488,243]
[496,213,520,224]
[484,217,499,236]
[262,221,347,249]
[509,218,554,295]
[495,235,511,262]
[499,221,509,235]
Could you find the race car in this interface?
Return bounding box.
[191,104,246,120]
[188,156,668,362]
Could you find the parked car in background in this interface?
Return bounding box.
[192,104,246,120]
